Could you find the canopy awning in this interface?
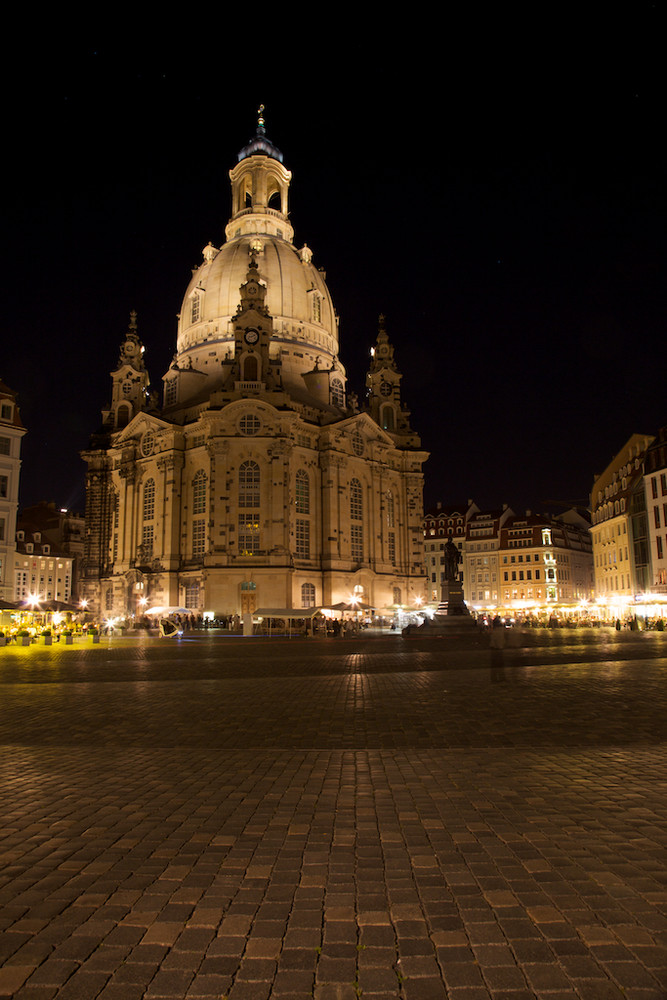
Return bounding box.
[254,607,324,620]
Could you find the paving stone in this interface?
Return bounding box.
[2,633,667,999]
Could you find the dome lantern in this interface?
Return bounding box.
[226,105,293,244]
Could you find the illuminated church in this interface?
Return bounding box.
[82,113,428,617]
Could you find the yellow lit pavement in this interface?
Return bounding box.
[1,631,666,999]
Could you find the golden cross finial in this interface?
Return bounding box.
[257,104,265,130]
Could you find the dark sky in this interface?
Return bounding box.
[3,13,666,516]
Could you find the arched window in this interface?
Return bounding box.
[295,470,310,514]
[193,470,207,515]
[143,479,155,521]
[381,405,395,432]
[331,378,344,408]
[243,355,259,381]
[393,587,402,605]
[301,582,316,608]
[117,404,131,427]
[239,462,260,507]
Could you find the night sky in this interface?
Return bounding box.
[4,15,665,517]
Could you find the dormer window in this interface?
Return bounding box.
[330,378,344,408]
[191,291,202,323]
[165,381,177,406]
[43,544,50,555]
[1,403,12,420]
[26,543,33,553]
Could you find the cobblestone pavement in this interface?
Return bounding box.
[1,631,666,1000]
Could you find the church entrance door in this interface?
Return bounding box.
[241,592,256,615]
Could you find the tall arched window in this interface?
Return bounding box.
[239,462,260,506]
[350,478,363,561]
[301,582,316,607]
[295,470,310,514]
[239,461,260,554]
[381,405,395,432]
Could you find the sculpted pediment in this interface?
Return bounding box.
[111,412,174,447]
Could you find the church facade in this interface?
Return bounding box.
[81,118,428,618]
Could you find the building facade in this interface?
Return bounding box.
[498,510,593,609]
[81,118,428,617]
[644,427,667,594]
[590,433,655,604]
[18,502,85,603]
[14,530,73,604]
[424,501,593,614]
[0,380,26,604]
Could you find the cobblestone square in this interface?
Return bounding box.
[1,630,666,998]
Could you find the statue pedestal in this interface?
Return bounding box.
[434,580,469,618]
[406,579,477,635]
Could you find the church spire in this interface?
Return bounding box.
[104,312,151,430]
[366,315,419,445]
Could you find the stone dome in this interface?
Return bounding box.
[176,234,339,366]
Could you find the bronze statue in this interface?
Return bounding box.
[444,538,461,581]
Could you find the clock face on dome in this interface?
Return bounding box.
[380,380,392,397]
[246,282,259,297]
[244,329,259,345]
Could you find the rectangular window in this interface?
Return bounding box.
[657,536,664,560]
[142,524,154,558]
[351,524,363,561]
[0,436,10,455]
[295,519,310,558]
[185,581,200,607]
[238,514,259,554]
[661,473,667,495]
[652,477,659,499]
[192,518,207,556]
[388,531,396,564]
[0,475,7,498]
[655,507,661,529]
